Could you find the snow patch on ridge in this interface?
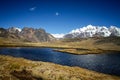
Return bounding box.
[15,27,22,32]
[51,33,65,38]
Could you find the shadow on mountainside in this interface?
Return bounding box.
[95,37,120,45]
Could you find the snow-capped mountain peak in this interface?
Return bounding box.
[109,26,120,36]
[8,27,22,34]
[15,27,22,32]
[64,25,120,38]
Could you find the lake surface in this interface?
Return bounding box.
[0,47,120,76]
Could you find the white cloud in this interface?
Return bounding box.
[29,7,36,11]
[52,33,65,38]
[55,12,59,16]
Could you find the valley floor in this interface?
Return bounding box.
[0,37,120,55]
[0,37,120,80]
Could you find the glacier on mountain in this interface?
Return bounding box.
[64,25,120,38]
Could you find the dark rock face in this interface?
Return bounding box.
[34,28,49,42]
[0,27,55,42]
[63,34,74,38]
[20,27,55,42]
[0,28,8,37]
[8,27,20,34]
[20,27,37,42]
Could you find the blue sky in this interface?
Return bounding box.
[0,0,120,34]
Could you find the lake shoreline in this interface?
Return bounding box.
[0,43,120,55]
[0,41,120,79]
[0,55,120,80]
[53,48,120,55]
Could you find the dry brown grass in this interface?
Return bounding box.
[54,48,105,55]
[0,37,120,79]
[0,37,120,50]
[0,38,120,55]
[0,55,120,80]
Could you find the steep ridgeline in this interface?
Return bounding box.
[20,27,55,42]
[64,25,120,38]
[0,27,55,42]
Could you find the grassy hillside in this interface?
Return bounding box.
[0,37,120,54]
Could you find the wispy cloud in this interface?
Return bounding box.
[29,7,36,11]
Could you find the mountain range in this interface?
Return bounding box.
[0,27,55,42]
[63,25,120,38]
[0,25,120,42]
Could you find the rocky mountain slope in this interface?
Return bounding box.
[64,25,120,38]
[0,27,55,42]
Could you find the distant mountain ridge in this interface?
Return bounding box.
[0,27,55,42]
[64,25,120,38]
